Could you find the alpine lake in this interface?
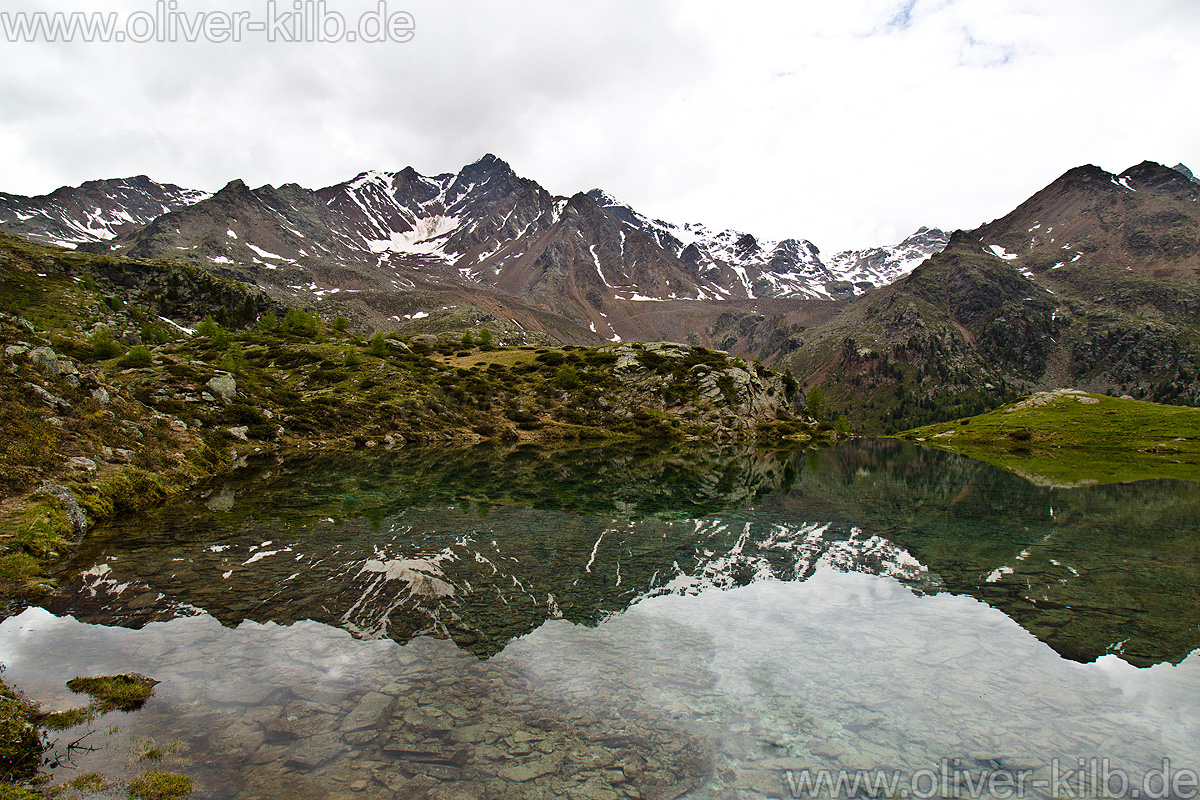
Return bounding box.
[2,439,1198,799]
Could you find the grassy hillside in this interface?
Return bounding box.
[896,390,1200,485]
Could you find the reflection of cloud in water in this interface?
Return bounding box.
[1091,649,1200,757]
[504,572,1200,783]
[1,573,1197,797]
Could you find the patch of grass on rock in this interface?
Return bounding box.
[65,673,159,712]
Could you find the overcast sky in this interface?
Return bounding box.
[2,0,1198,252]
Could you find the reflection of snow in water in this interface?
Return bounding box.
[340,555,457,638]
[641,520,934,599]
[68,513,939,653]
[1,573,1195,799]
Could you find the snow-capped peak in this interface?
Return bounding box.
[587,188,944,300]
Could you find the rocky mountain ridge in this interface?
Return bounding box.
[587,189,949,302]
[972,160,1200,283]
[5,157,1199,437]
[0,175,208,248]
[1172,163,1199,184]
[0,157,946,346]
[779,161,1200,432]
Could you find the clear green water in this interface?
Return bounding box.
[1,440,1198,798]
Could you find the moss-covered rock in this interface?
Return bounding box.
[66,673,159,713]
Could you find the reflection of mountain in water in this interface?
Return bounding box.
[61,504,936,659]
[779,440,1200,667]
[50,440,1200,666]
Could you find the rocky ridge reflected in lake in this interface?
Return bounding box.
[48,440,1200,666]
[2,439,1198,799]
[51,443,937,659]
[3,573,1198,800]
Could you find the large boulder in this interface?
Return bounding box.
[611,342,787,434]
[206,372,237,400]
[29,346,61,377]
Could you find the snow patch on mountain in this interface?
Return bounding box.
[589,189,947,300]
[0,177,209,247]
[367,215,459,257]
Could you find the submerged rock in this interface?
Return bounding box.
[339,691,393,732]
[284,731,347,769]
[499,760,559,782]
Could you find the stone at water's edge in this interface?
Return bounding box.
[34,480,89,540]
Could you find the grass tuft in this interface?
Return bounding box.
[126,769,193,800]
[65,674,158,713]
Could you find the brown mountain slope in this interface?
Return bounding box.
[780,215,1200,434]
[0,176,206,247]
[974,161,1200,283]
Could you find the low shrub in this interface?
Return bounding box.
[116,345,153,369]
[87,328,124,360]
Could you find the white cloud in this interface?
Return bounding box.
[0,0,1197,252]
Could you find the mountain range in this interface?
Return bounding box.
[778,160,1200,430]
[0,175,208,245]
[2,156,1198,432]
[0,155,945,346]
